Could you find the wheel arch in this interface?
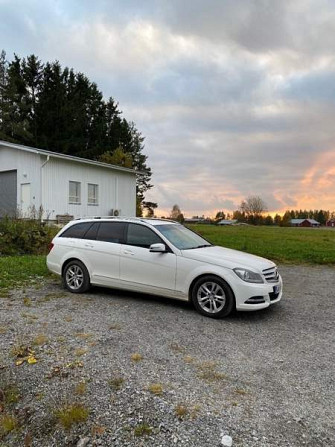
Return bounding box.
[188,273,236,305]
[61,257,89,277]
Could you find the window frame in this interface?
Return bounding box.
[69,181,81,205]
[87,183,99,206]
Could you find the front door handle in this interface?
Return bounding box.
[84,243,94,248]
[123,249,134,256]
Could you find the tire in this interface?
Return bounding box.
[63,260,90,293]
[191,275,235,318]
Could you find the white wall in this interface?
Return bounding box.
[0,145,41,214]
[41,156,136,219]
[0,144,137,219]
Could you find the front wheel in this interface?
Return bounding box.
[63,260,90,293]
[191,275,235,318]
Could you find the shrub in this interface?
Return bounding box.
[0,217,58,256]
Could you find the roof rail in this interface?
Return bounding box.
[73,216,178,224]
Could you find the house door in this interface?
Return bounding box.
[20,183,31,216]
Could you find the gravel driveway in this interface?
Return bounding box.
[0,265,334,446]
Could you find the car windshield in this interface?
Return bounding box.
[155,224,212,250]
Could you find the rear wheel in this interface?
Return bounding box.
[191,275,234,318]
[63,260,90,293]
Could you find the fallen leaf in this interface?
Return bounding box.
[27,356,37,364]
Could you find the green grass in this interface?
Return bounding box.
[189,225,335,265]
[0,255,50,290]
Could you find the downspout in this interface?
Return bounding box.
[40,155,50,222]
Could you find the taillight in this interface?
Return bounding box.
[48,242,54,253]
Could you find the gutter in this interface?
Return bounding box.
[40,155,50,221]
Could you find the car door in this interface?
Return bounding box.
[120,223,177,295]
[83,221,126,286]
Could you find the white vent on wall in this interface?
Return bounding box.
[111,209,121,216]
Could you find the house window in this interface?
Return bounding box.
[88,183,99,205]
[69,181,81,204]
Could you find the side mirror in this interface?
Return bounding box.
[149,243,167,253]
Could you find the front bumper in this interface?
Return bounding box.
[234,275,283,311]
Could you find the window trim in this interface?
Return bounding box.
[87,183,99,206]
[69,181,81,205]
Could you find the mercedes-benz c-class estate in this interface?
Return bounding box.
[47,217,283,318]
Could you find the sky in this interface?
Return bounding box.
[1,0,335,217]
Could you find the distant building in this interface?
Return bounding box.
[290,218,320,227]
[217,219,238,225]
[326,219,335,227]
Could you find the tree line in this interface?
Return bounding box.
[0,50,152,214]
[216,208,332,226]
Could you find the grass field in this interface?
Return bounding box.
[189,224,335,265]
[0,255,49,292]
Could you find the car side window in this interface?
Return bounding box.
[96,222,126,243]
[60,222,93,238]
[83,222,100,240]
[126,223,162,249]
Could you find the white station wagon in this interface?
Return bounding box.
[47,217,283,318]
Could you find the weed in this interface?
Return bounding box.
[0,327,7,335]
[134,423,152,437]
[23,297,32,307]
[175,404,188,420]
[109,323,121,330]
[0,413,19,435]
[131,353,143,362]
[91,425,106,436]
[148,383,163,395]
[54,403,89,430]
[64,316,73,322]
[196,361,227,382]
[74,348,88,357]
[235,388,248,395]
[75,333,93,339]
[0,289,9,298]
[183,355,194,364]
[1,384,20,405]
[75,381,87,396]
[109,377,124,391]
[32,334,48,346]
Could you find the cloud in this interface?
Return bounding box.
[1,0,335,215]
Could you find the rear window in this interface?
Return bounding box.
[60,222,93,239]
[96,222,126,243]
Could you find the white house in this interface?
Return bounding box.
[0,140,137,220]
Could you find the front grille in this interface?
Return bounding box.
[263,266,279,283]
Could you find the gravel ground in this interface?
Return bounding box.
[0,265,334,447]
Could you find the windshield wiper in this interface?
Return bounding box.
[184,244,212,250]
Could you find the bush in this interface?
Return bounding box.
[0,217,58,256]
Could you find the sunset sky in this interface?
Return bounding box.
[1,0,335,217]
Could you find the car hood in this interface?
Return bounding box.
[181,246,275,272]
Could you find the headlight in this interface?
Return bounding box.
[233,268,264,283]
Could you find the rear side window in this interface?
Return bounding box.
[83,222,100,240]
[126,223,162,248]
[96,222,126,243]
[60,222,93,239]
